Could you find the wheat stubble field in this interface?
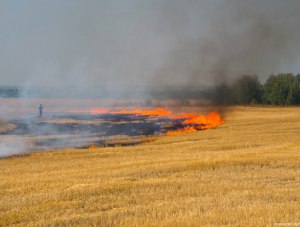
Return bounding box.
[0,106,300,226]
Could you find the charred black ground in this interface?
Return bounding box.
[0,113,188,151]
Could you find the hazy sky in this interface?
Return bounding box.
[1,0,300,88]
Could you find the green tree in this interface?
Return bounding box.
[263,73,300,105]
[294,74,300,104]
[232,75,263,104]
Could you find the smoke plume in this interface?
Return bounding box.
[0,138,31,158]
[1,1,300,156]
[1,0,300,92]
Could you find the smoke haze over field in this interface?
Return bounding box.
[2,0,300,157]
[1,0,300,93]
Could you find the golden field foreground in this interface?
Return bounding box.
[0,106,300,226]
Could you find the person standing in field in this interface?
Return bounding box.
[39,104,44,117]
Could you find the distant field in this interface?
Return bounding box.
[0,106,300,226]
[0,120,16,132]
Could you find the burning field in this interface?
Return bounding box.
[0,107,223,153]
[1,106,300,226]
[2,0,300,225]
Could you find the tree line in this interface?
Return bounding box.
[1,74,300,104]
[214,73,300,105]
[0,87,19,98]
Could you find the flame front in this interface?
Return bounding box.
[78,107,224,136]
[183,112,224,129]
[166,112,224,135]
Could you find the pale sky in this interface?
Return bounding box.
[1,0,300,88]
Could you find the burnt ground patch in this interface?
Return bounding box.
[0,113,184,150]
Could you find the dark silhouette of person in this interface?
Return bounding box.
[39,104,44,117]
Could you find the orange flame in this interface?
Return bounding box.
[166,126,197,136]
[78,107,223,136]
[115,108,172,116]
[183,112,224,129]
[87,108,172,116]
[166,112,224,135]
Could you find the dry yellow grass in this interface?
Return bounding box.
[0,106,300,226]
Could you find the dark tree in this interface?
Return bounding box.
[212,83,234,105]
[232,75,263,104]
